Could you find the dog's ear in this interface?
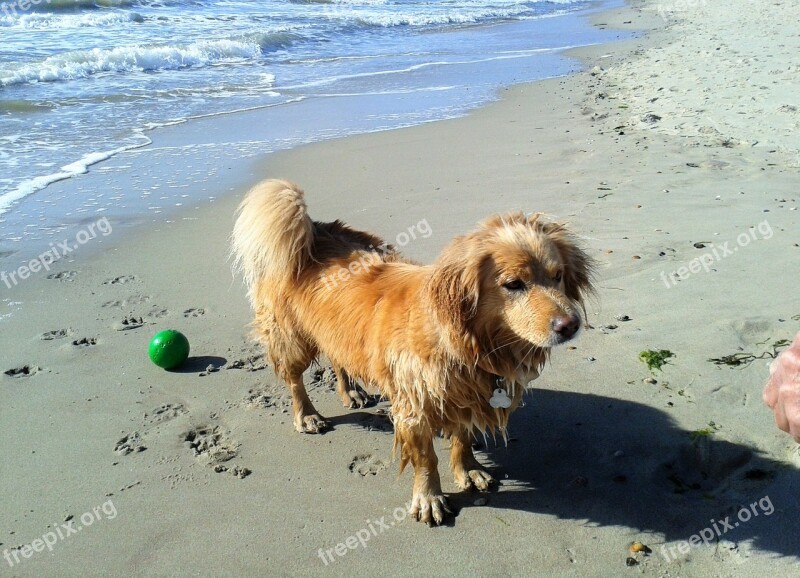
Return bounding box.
[543,223,595,305]
[426,240,483,360]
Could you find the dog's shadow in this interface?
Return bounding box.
[327,400,393,434]
[470,389,799,560]
[336,388,799,559]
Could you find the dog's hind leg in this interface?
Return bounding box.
[449,429,495,491]
[333,366,370,409]
[260,314,329,434]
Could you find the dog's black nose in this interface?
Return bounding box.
[551,314,580,340]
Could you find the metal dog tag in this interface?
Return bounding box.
[489,388,512,409]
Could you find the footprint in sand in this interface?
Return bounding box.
[183,426,250,477]
[72,337,97,347]
[102,294,151,308]
[243,388,290,410]
[183,308,205,318]
[349,454,386,476]
[729,318,774,345]
[213,464,252,479]
[114,432,146,455]
[46,271,77,281]
[103,275,137,285]
[147,307,169,319]
[657,439,776,497]
[40,328,71,341]
[114,316,144,331]
[4,365,41,378]
[145,403,188,426]
[183,426,238,465]
[226,355,268,372]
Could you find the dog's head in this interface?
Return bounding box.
[426,212,594,378]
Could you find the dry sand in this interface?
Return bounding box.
[2,0,798,576]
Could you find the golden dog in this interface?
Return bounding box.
[232,179,593,525]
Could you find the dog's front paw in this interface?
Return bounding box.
[455,468,495,491]
[295,413,330,434]
[409,492,450,526]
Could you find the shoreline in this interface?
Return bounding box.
[3,0,799,576]
[0,0,624,266]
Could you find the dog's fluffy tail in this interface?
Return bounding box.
[231,179,314,306]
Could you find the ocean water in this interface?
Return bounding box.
[0,0,619,262]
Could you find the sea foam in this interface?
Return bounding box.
[0,35,286,87]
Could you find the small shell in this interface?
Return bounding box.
[629,541,651,554]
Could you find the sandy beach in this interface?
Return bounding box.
[2,0,799,576]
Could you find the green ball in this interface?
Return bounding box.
[148,330,190,370]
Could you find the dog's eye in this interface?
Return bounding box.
[503,279,525,292]
[553,270,563,283]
